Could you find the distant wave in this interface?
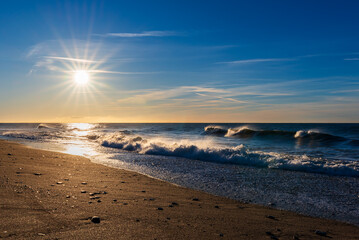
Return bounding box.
[204,125,355,145]
[203,125,228,136]
[37,124,53,129]
[96,131,359,177]
[2,131,63,140]
[36,123,65,130]
[294,130,347,142]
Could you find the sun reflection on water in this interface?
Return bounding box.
[62,123,99,156]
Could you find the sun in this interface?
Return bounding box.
[73,70,89,85]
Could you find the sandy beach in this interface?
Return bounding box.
[0,139,358,239]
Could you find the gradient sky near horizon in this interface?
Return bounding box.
[0,0,358,123]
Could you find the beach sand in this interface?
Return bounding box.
[0,139,358,239]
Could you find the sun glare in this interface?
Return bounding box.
[74,70,89,85]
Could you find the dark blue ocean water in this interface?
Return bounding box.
[1,123,358,225]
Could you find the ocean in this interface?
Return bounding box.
[1,123,358,225]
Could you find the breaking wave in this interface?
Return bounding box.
[97,131,359,177]
[2,130,64,140]
[204,125,355,145]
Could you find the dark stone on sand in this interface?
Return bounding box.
[64,178,69,181]
[266,215,276,220]
[136,219,140,222]
[171,202,178,206]
[214,205,219,209]
[141,190,146,193]
[7,153,12,155]
[219,233,224,237]
[66,195,70,198]
[91,216,101,223]
[168,205,174,207]
[89,193,95,196]
[293,235,300,240]
[266,232,278,240]
[81,190,87,193]
[192,198,199,201]
[103,191,107,194]
[33,173,42,176]
[88,201,93,204]
[315,230,327,236]
[157,207,163,210]
[97,199,102,203]
[81,182,87,185]
[149,198,155,201]
[56,182,63,184]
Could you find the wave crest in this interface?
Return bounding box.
[97,132,359,177]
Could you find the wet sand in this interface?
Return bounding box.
[0,139,358,239]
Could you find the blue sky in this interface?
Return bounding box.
[0,0,358,122]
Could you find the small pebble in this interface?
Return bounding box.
[56,182,63,184]
[37,233,45,236]
[168,205,174,208]
[266,215,276,220]
[214,205,220,209]
[315,230,327,236]
[97,199,102,203]
[7,153,12,155]
[91,216,101,223]
[81,190,87,193]
[157,207,163,210]
[33,173,42,176]
[81,182,87,185]
[171,202,178,206]
[219,233,224,237]
[66,195,70,198]
[192,198,199,201]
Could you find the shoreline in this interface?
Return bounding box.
[1,139,359,239]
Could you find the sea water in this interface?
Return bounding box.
[1,123,358,225]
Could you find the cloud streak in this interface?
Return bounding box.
[220,58,294,65]
[45,56,98,63]
[344,58,359,61]
[103,31,179,38]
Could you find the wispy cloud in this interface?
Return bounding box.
[331,89,359,93]
[116,84,293,112]
[45,56,98,63]
[219,58,294,65]
[344,58,359,61]
[87,70,157,75]
[102,31,179,38]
